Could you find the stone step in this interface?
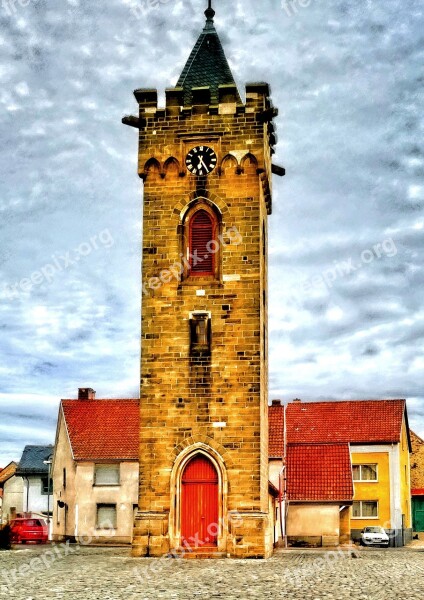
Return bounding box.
[183,551,226,559]
[174,547,226,559]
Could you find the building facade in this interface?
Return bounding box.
[408,430,424,533]
[124,3,283,558]
[269,398,412,547]
[0,462,22,524]
[51,389,139,545]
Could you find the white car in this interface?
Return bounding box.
[360,526,389,547]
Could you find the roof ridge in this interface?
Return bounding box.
[61,398,139,402]
[287,441,350,446]
[410,429,424,444]
[177,29,210,89]
[287,398,406,405]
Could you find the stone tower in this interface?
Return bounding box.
[123,2,283,558]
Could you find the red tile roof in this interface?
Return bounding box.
[286,399,406,445]
[269,403,284,457]
[286,443,354,502]
[61,399,139,461]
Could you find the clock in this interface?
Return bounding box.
[185,146,217,176]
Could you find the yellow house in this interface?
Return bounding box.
[350,406,412,546]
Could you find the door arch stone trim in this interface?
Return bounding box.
[169,443,228,553]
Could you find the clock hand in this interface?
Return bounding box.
[198,155,208,171]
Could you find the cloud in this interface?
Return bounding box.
[0,0,423,465]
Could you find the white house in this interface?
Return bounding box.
[15,445,54,525]
[51,388,139,545]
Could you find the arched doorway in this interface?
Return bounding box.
[181,454,219,548]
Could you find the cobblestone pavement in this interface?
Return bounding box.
[1,545,424,600]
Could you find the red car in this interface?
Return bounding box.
[10,518,48,544]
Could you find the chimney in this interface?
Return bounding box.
[292,398,302,403]
[271,399,282,406]
[78,388,96,400]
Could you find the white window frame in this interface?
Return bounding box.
[94,464,120,486]
[352,500,379,519]
[352,464,378,482]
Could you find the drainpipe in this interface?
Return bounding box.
[25,476,30,514]
[279,465,285,541]
[43,457,52,540]
[278,403,288,548]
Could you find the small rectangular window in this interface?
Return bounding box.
[96,504,117,529]
[94,464,120,486]
[190,313,211,355]
[352,464,377,481]
[41,477,53,495]
[352,500,378,518]
[63,468,66,489]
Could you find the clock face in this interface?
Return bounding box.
[185,146,217,176]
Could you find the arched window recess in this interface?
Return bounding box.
[182,202,221,281]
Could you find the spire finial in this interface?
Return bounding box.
[205,0,215,22]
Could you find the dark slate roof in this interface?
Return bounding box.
[176,8,241,106]
[16,445,54,475]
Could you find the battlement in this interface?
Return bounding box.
[123,82,280,165]
[122,81,284,206]
[131,82,276,118]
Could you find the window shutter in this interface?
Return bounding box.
[190,210,214,275]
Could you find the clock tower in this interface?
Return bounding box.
[123,1,283,558]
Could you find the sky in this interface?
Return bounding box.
[0,0,423,466]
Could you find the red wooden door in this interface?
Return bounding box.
[181,455,219,548]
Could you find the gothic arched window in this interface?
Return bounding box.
[189,209,217,277]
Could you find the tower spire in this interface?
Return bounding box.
[176,0,241,106]
[205,0,215,23]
